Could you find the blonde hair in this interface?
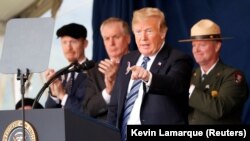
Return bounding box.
[100,17,130,35]
[132,7,167,32]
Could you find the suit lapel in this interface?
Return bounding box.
[191,69,202,86]
[204,60,224,90]
[150,44,170,74]
[118,52,141,116]
[71,72,86,95]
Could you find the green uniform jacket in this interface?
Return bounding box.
[189,60,249,124]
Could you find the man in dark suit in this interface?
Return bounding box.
[83,17,131,121]
[179,19,249,124]
[45,23,89,114]
[107,7,194,140]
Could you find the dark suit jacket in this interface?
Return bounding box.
[83,63,108,121]
[242,96,250,124]
[45,71,87,114]
[189,60,249,124]
[107,44,194,128]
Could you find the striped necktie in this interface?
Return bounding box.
[121,56,150,141]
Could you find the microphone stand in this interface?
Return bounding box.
[17,68,30,141]
[32,61,78,109]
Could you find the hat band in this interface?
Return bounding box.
[191,34,221,40]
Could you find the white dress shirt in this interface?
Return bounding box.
[127,43,164,125]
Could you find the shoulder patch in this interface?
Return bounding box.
[234,71,243,84]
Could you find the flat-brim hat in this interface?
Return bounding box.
[56,23,87,39]
[179,19,232,42]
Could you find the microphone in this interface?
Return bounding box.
[79,60,95,70]
[69,60,95,72]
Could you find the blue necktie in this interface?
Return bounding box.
[121,56,150,141]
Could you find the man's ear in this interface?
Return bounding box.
[84,40,88,48]
[161,28,167,39]
[215,41,221,52]
[127,35,131,44]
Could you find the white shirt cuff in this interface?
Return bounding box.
[144,71,152,86]
[102,89,111,104]
[189,84,195,98]
[61,94,68,106]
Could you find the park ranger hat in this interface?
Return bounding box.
[179,19,232,42]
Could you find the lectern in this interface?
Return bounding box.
[0,109,121,141]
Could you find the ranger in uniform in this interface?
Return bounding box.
[179,19,249,124]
